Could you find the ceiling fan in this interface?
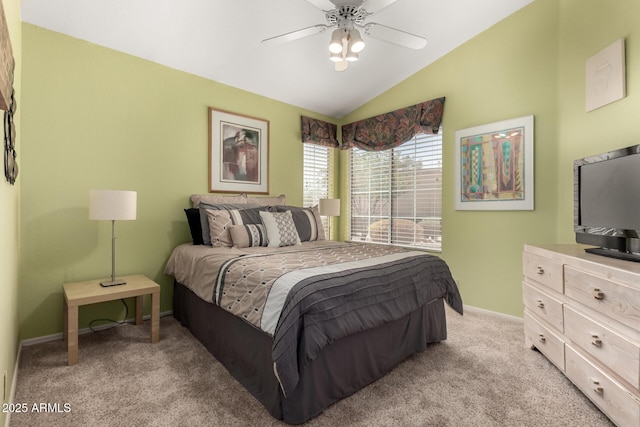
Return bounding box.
[261,0,427,71]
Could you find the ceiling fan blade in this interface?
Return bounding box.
[362,0,399,15]
[261,24,329,45]
[305,0,339,11]
[363,23,427,49]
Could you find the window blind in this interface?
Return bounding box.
[349,131,442,250]
[303,143,332,231]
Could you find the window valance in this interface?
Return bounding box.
[301,116,339,148]
[340,97,445,151]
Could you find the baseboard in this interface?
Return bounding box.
[4,341,22,427]
[21,310,173,347]
[463,304,523,322]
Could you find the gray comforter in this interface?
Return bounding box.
[165,241,463,397]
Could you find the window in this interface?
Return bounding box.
[349,131,442,250]
[303,143,332,230]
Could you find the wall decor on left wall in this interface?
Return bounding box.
[0,1,17,185]
[208,107,269,194]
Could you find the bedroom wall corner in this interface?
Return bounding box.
[0,0,21,424]
[19,24,333,340]
[337,0,560,317]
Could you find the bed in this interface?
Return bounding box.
[165,198,463,424]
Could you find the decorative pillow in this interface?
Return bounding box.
[199,202,260,246]
[260,210,301,248]
[206,210,234,247]
[275,205,326,242]
[229,224,268,248]
[190,193,247,208]
[205,206,270,247]
[184,208,204,245]
[247,194,286,206]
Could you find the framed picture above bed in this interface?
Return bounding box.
[208,107,269,194]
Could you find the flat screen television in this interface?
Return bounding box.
[574,143,640,262]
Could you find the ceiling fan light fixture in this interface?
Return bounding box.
[329,51,343,62]
[329,29,344,54]
[345,50,359,62]
[334,59,348,72]
[348,29,365,53]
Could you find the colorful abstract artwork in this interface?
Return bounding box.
[454,115,534,210]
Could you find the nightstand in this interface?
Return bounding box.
[62,274,160,366]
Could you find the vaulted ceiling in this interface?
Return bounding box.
[21,0,533,118]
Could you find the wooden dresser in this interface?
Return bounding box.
[523,244,640,426]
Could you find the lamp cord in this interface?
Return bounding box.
[88,298,129,333]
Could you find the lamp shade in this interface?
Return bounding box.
[89,190,137,220]
[329,29,344,54]
[349,29,365,53]
[319,198,341,217]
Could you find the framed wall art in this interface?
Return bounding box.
[209,107,269,194]
[585,38,626,112]
[454,115,534,211]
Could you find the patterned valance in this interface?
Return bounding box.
[301,116,339,148]
[340,97,445,151]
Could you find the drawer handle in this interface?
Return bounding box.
[591,335,603,348]
[538,334,546,344]
[590,378,604,394]
[536,299,545,309]
[592,288,605,300]
[536,266,544,275]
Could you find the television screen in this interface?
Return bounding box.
[579,153,640,231]
[575,144,640,261]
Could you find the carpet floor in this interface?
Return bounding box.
[9,306,614,426]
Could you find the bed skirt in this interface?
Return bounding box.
[173,280,448,424]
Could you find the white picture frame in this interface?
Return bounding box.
[454,115,534,211]
[208,107,269,194]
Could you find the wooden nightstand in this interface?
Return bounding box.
[62,274,160,366]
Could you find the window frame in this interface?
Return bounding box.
[348,130,443,252]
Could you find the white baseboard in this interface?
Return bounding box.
[463,304,523,322]
[5,310,172,427]
[21,310,173,347]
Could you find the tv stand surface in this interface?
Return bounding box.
[585,247,640,263]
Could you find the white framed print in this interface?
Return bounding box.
[454,115,534,211]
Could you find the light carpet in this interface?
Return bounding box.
[9,306,614,426]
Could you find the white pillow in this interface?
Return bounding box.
[259,211,301,247]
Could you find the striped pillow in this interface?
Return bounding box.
[229,224,268,248]
[205,207,268,247]
[275,205,326,241]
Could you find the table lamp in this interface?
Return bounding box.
[89,189,137,287]
[319,198,340,240]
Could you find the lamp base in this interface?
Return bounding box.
[100,278,127,287]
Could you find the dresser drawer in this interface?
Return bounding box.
[566,344,640,427]
[522,282,564,333]
[564,305,640,389]
[524,311,565,372]
[565,266,640,331]
[523,252,564,293]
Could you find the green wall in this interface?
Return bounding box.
[0,0,20,422]
[339,0,640,316]
[339,0,560,316]
[19,24,335,339]
[555,0,640,242]
[18,0,640,341]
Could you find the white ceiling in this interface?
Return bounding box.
[21,0,533,118]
